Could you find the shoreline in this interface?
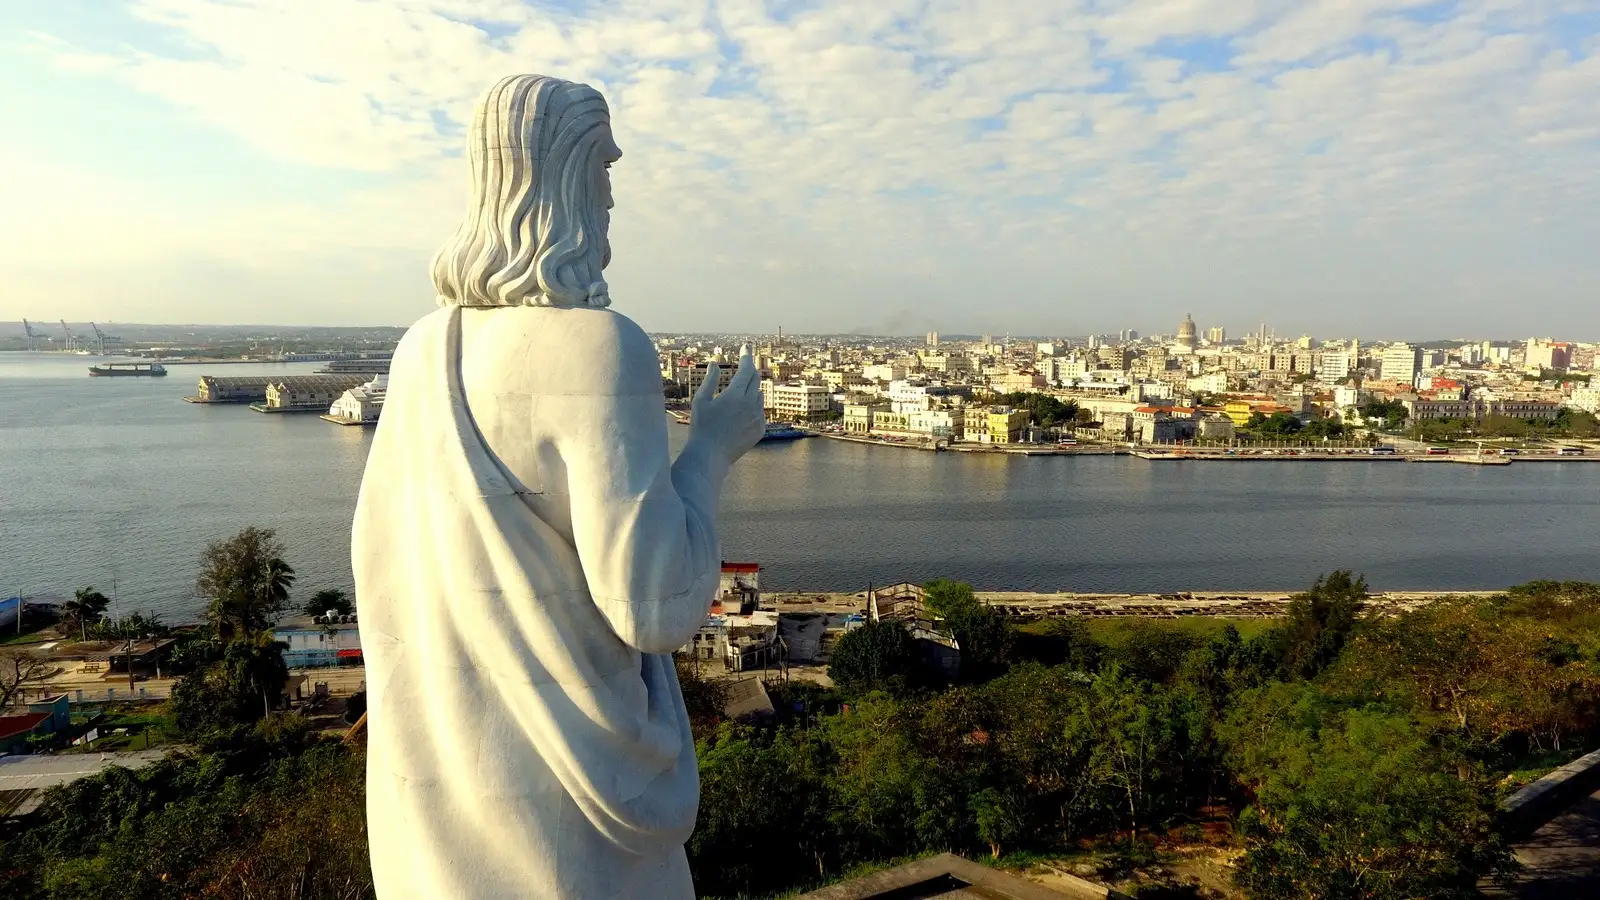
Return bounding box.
[764,588,1504,616]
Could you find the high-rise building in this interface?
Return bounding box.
[1120,329,1139,343]
[1380,343,1422,385]
[926,331,940,348]
[1526,338,1570,370]
[1205,326,1226,345]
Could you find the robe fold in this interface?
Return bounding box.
[355,305,718,899]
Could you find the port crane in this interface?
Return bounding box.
[21,319,44,351]
[89,322,120,355]
[59,320,78,353]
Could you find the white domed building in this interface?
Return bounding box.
[1175,314,1198,354]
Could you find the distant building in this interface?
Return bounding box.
[274,615,363,669]
[326,374,387,424]
[1526,338,1571,371]
[1174,315,1198,354]
[1380,343,1422,385]
[261,375,372,411]
[1205,326,1226,345]
[687,358,735,397]
[844,401,884,434]
[771,382,832,421]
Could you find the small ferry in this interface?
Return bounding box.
[760,423,811,442]
[88,362,168,377]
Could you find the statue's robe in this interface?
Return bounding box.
[355,305,720,899]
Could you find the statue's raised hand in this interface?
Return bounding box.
[687,344,765,469]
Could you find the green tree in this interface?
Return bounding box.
[1273,570,1366,680]
[828,621,919,694]
[1222,683,1513,899]
[170,633,290,732]
[197,526,297,639]
[226,631,291,720]
[60,587,110,643]
[1061,667,1195,834]
[301,588,353,617]
[1256,411,1304,436]
[690,725,834,896]
[924,579,1014,682]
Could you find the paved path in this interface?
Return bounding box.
[1485,789,1600,897]
[0,749,170,817]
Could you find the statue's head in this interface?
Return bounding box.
[432,75,622,309]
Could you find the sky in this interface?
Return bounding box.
[1,1,1598,339]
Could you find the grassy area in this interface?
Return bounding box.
[1080,617,1276,645]
[1495,745,1600,796]
[0,622,61,646]
[61,702,180,754]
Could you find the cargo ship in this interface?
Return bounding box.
[88,362,168,377]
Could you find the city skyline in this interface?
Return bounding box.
[2,2,1598,335]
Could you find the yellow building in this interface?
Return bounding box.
[986,408,1030,444]
[871,410,911,433]
[1223,401,1256,427]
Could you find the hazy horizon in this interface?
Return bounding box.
[3,2,1597,337]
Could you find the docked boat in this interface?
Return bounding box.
[760,423,811,442]
[88,362,168,377]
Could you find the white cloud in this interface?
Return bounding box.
[6,0,1600,335]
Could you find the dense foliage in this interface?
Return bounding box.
[8,577,1600,899]
[995,391,1080,427]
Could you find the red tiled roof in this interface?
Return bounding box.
[0,712,51,741]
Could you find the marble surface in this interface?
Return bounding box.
[354,74,763,899]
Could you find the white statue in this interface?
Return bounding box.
[353,74,765,899]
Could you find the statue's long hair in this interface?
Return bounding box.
[432,75,614,308]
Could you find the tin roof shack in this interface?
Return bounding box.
[54,639,177,681]
[721,677,775,723]
[868,583,961,680]
[795,853,1117,899]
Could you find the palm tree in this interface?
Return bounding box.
[225,630,290,720]
[302,588,353,618]
[260,558,296,622]
[62,587,110,643]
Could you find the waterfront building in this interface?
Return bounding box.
[844,401,883,434]
[319,357,392,375]
[771,382,833,421]
[327,375,387,424]
[194,375,274,403]
[1380,343,1423,385]
[1197,414,1235,441]
[908,409,961,439]
[261,374,372,412]
[872,409,913,433]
